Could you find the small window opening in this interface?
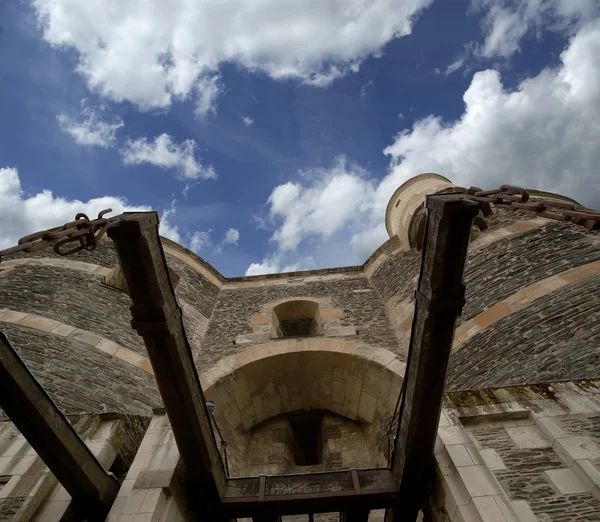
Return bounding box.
[289,410,324,466]
[272,300,321,338]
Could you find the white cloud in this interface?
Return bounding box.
[249,19,600,272]
[223,228,240,246]
[57,100,123,148]
[444,57,465,75]
[241,116,254,126]
[189,230,212,253]
[120,134,216,180]
[381,19,600,211]
[194,75,223,118]
[0,166,178,249]
[267,157,376,252]
[245,254,316,276]
[32,0,433,113]
[473,0,598,59]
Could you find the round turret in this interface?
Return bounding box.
[385,173,457,248]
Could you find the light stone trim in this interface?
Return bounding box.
[0,308,153,376]
[432,381,600,521]
[1,256,208,352]
[452,259,600,351]
[199,338,405,433]
[469,218,547,252]
[377,219,561,354]
[0,256,112,277]
[162,244,223,288]
[223,272,366,290]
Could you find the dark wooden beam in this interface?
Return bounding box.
[386,195,480,521]
[340,510,370,522]
[220,469,397,518]
[107,212,226,517]
[0,331,120,522]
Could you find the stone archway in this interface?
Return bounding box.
[200,338,405,476]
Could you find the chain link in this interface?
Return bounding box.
[0,209,120,263]
[465,185,600,223]
[1,187,598,264]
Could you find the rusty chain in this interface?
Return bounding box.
[1,186,598,265]
[464,185,600,223]
[0,209,120,263]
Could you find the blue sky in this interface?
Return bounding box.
[1,0,599,277]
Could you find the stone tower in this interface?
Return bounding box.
[1,173,599,521]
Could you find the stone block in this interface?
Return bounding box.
[442,473,471,517]
[534,417,566,440]
[332,380,346,404]
[472,496,510,522]
[122,489,147,515]
[510,500,538,522]
[20,314,60,335]
[139,488,166,513]
[506,426,551,449]
[224,403,242,428]
[70,328,102,347]
[50,323,76,337]
[264,394,282,418]
[544,468,592,495]
[357,392,376,423]
[438,426,470,446]
[480,449,506,471]
[1,310,28,323]
[36,500,71,522]
[474,302,511,328]
[445,445,474,467]
[345,375,363,402]
[556,437,600,461]
[343,397,359,420]
[457,466,503,497]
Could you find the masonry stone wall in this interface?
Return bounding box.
[0,413,144,522]
[199,275,400,369]
[460,221,600,324]
[245,412,379,477]
[0,323,160,416]
[447,274,600,391]
[0,264,147,355]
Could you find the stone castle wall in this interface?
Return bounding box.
[1,208,599,414]
[1,199,600,522]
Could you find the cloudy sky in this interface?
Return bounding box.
[1,0,599,276]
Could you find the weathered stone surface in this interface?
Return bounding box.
[461,222,600,324]
[369,249,421,305]
[6,237,119,268]
[0,265,146,354]
[199,277,399,369]
[164,255,219,319]
[447,275,600,390]
[0,324,160,416]
[470,421,600,521]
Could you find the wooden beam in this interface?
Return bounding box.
[386,195,480,521]
[340,510,370,522]
[107,212,226,517]
[0,331,120,522]
[220,469,397,518]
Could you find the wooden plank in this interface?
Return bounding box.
[107,212,226,516]
[221,469,397,518]
[386,195,480,521]
[0,331,120,522]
